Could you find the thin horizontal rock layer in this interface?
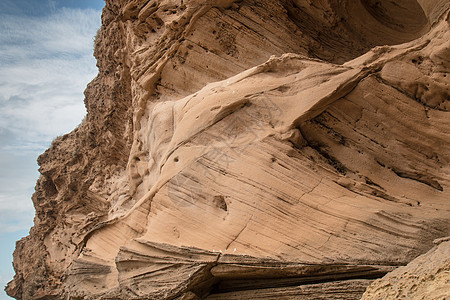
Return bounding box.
[6,0,450,299]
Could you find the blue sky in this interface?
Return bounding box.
[0,0,104,298]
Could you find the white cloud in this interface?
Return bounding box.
[0,4,103,297]
[0,7,100,145]
[0,204,35,233]
[0,150,38,234]
[0,6,102,232]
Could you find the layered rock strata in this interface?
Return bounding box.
[7,0,450,299]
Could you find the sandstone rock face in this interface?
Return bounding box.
[362,238,450,300]
[6,0,450,299]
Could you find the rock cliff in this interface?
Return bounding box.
[6,0,450,299]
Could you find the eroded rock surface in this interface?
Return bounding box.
[6,0,450,299]
[362,238,450,300]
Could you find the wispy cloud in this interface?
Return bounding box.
[0,6,102,232]
[0,8,100,145]
[0,3,103,296]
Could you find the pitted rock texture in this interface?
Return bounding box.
[6,0,450,299]
[361,239,450,300]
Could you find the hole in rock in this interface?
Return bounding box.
[213,195,228,211]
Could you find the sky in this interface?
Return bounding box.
[0,0,105,298]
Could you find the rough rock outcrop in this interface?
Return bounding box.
[362,238,450,299]
[7,0,450,299]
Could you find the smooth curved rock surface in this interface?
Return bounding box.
[6,0,450,299]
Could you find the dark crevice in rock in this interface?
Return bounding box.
[205,264,390,298]
[392,168,444,191]
[305,141,348,175]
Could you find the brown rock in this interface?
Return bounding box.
[6,0,450,299]
[361,239,450,300]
